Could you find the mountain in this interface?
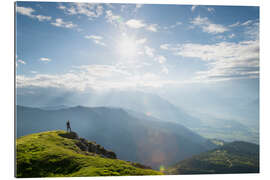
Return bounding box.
[16,130,162,177]
[88,91,202,128]
[166,141,259,174]
[39,105,70,110]
[16,105,216,169]
[17,89,202,128]
[17,88,258,143]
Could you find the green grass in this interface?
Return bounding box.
[16,130,163,177]
[166,141,259,174]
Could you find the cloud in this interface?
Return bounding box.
[191,5,198,12]
[164,22,182,30]
[135,38,147,45]
[242,20,253,26]
[207,7,215,13]
[229,21,240,28]
[40,57,51,62]
[105,10,122,26]
[16,6,51,21]
[229,20,256,28]
[146,24,158,32]
[144,46,155,58]
[18,59,26,65]
[35,15,51,21]
[125,19,158,32]
[16,6,35,16]
[161,66,169,74]
[155,55,167,64]
[245,21,259,40]
[191,16,228,34]
[126,19,146,29]
[228,33,235,39]
[160,40,259,81]
[58,3,103,19]
[160,44,170,50]
[16,65,177,91]
[51,18,76,28]
[85,35,106,46]
[136,4,143,9]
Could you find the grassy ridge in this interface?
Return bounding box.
[16,130,163,177]
[166,141,259,174]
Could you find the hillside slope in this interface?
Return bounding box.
[166,141,259,174]
[16,130,163,177]
[16,105,215,169]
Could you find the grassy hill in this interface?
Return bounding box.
[166,141,259,174]
[16,130,163,177]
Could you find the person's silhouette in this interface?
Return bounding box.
[66,120,71,133]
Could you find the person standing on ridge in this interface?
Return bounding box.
[66,120,71,133]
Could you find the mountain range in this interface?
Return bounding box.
[17,89,258,143]
[16,105,216,169]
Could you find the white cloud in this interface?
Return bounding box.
[242,20,253,26]
[136,4,143,9]
[16,6,51,22]
[229,20,255,28]
[207,7,215,13]
[228,34,235,39]
[58,5,66,10]
[58,3,103,19]
[161,66,169,74]
[191,5,198,12]
[155,55,167,64]
[85,35,103,40]
[191,16,228,34]
[126,19,146,29]
[146,24,158,32]
[245,22,259,40]
[125,19,158,32]
[135,38,147,45]
[229,21,240,28]
[105,10,121,26]
[160,40,259,81]
[164,21,182,30]
[16,65,177,91]
[16,6,35,16]
[160,44,170,50]
[51,18,76,28]
[144,46,155,58]
[40,57,51,62]
[35,15,51,21]
[18,59,26,65]
[85,35,106,46]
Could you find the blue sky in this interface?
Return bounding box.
[16,2,259,107]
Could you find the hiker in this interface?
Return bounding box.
[66,120,71,133]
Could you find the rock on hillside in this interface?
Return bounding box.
[59,131,117,159]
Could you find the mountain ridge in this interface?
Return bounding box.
[166,141,259,174]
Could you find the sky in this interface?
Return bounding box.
[15,2,259,112]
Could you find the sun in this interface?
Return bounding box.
[116,35,138,58]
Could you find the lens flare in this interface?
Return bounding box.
[159,165,165,172]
